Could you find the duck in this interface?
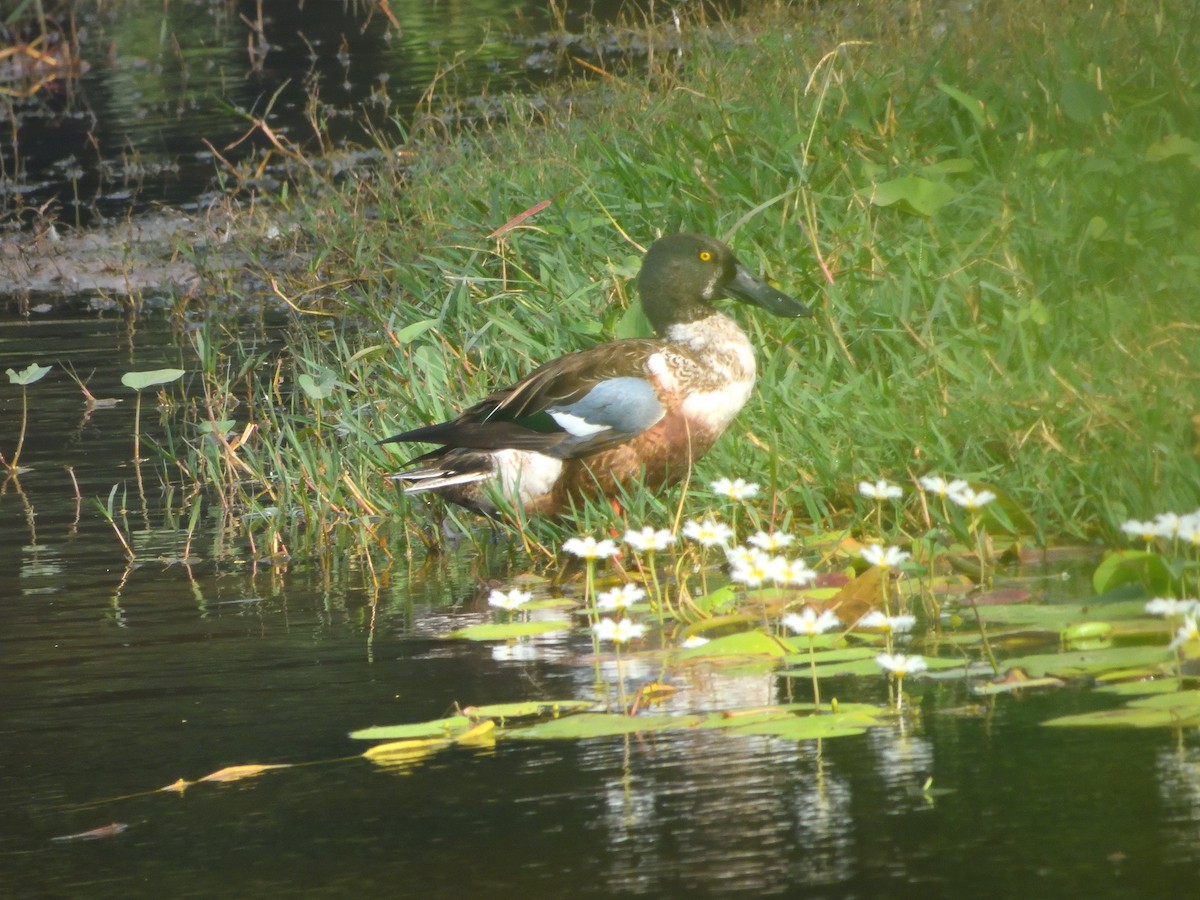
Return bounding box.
[380,232,811,517]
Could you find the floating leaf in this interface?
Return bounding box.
[1096,677,1183,696]
[1060,621,1113,651]
[455,720,497,747]
[721,710,885,740]
[508,713,704,740]
[1001,645,1171,679]
[861,176,958,216]
[461,700,593,721]
[971,676,1066,695]
[121,369,185,391]
[198,763,291,783]
[349,715,472,741]
[363,738,449,768]
[445,620,573,641]
[673,629,789,661]
[1043,690,1200,729]
[6,362,51,385]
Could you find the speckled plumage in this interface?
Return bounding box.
[380,232,811,517]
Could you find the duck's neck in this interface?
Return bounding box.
[663,313,757,389]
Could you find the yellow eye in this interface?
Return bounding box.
[698,250,713,262]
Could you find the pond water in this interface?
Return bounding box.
[2,309,1199,897]
[2,0,639,228]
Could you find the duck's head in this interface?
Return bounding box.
[636,232,812,332]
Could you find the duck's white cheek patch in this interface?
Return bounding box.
[548,410,610,437]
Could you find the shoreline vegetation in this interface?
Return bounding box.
[6,0,1200,564]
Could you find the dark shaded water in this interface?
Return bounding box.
[1,0,635,227]
[2,310,1200,897]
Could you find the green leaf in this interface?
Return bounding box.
[195,419,236,435]
[936,82,988,129]
[445,620,573,641]
[349,715,473,741]
[1092,550,1175,596]
[297,370,338,401]
[673,629,790,660]
[508,712,704,740]
[861,176,958,216]
[1043,690,1200,728]
[1059,77,1107,124]
[463,700,594,720]
[1060,621,1113,651]
[1001,645,1171,679]
[393,319,439,346]
[121,368,185,391]
[6,363,51,386]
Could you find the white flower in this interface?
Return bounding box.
[1145,597,1200,618]
[724,544,764,567]
[859,479,904,500]
[876,653,928,676]
[747,530,796,551]
[1183,519,1200,548]
[562,535,619,560]
[1153,512,1184,540]
[763,555,792,585]
[730,552,772,588]
[860,544,911,569]
[1169,616,1200,651]
[857,611,916,634]
[681,635,710,649]
[948,486,997,510]
[624,526,675,553]
[710,477,760,501]
[782,608,841,636]
[1119,519,1159,542]
[682,518,735,548]
[918,475,969,498]
[782,557,817,587]
[593,617,647,644]
[487,588,532,611]
[596,583,646,612]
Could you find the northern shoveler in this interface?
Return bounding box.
[381,232,811,517]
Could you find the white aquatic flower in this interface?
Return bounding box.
[782,608,841,637]
[1144,597,1200,617]
[859,478,904,500]
[1152,512,1184,540]
[682,518,735,548]
[593,617,647,644]
[730,550,773,588]
[876,653,928,676]
[948,486,997,510]
[710,477,761,501]
[1169,616,1200,651]
[918,475,969,498]
[724,544,764,567]
[1119,519,1159,542]
[747,530,796,551]
[860,544,911,569]
[764,555,792,585]
[624,526,675,553]
[1183,516,1200,548]
[857,611,916,634]
[487,588,532,611]
[783,557,817,587]
[681,635,710,649]
[596,583,647,612]
[562,535,619,560]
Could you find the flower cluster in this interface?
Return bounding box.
[1121,510,1200,546]
[918,475,996,510]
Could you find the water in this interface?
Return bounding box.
[1,0,631,227]
[2,309,1199,897]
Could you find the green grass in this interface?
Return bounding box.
[169,0,1199,560]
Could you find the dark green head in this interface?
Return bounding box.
[636,232,811,333]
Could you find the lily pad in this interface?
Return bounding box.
[1043,690,1200,729]
[461,700,594,720]
[349,715,473,741]
[508,712,705,740]
[445,620,572,641]
[673,629,790,661]
[1001,645,1172,679]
